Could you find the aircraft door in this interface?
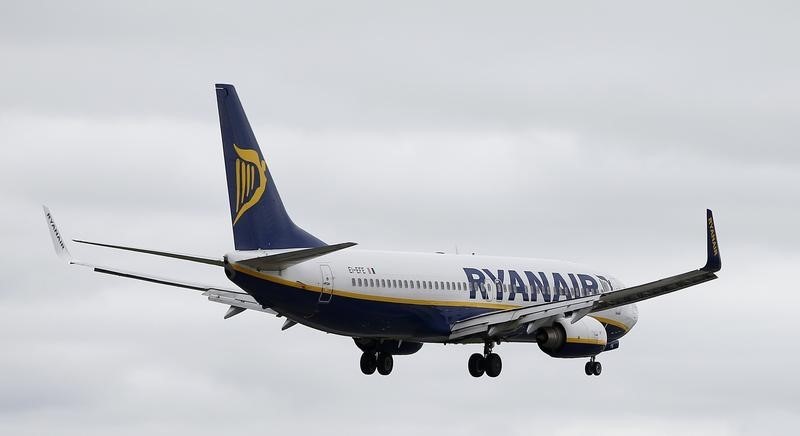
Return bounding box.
[319,264,334,303]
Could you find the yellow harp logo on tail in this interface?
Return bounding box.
[233,144,268,225]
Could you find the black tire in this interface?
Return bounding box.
[376,353,394,375]
[585,361,593,376]
[592,361,602,376]
[360,352,377,375]
[468,353,485,377]
[485,353,502,378]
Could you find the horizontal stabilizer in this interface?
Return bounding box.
[238,242,357,271]
[73,239,224,267]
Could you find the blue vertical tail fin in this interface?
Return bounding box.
[215,84,325,250]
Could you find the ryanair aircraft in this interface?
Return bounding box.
[44,84,722,378]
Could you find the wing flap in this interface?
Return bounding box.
[204,289,276,314]
[449,296,598,340]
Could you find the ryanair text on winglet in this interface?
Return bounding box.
[47,212,66,250]
[708,217,719,256]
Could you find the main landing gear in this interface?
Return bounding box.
[585,356,602,376]
[468,342,502,378]
[360,351,394,376]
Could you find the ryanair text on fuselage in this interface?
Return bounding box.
[463,268,614,302]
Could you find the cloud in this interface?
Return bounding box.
[1,1,799,435]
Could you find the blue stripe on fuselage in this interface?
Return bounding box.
[230,269,493,339]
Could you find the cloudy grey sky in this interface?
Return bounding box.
[2,1,799,435]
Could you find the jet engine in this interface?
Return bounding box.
[536,317,607,358]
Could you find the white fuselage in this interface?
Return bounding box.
[226,249,639,342]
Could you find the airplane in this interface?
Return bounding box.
[44,84,722,378]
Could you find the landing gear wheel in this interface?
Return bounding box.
[485,353,502,377]
[468,353,485,377]
[360,352,377,375]
[585,357,602,376]
[376,353,394,375]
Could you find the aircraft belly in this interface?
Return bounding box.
[231,271,491,340]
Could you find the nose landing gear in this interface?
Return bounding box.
[585,356,602,376]
[467,341,503,378]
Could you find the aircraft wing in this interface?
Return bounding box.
[80,261,276,316]
[73,238,357,272]
[43,206,275,318]
[72,239,224,266]
[449,209,721,341]
[588,209,721,313]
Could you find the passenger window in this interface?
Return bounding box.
[393,279,397,287]
[422,281,427,289]
[358,278,363,286]
[456,282,461,291]
[381,279,386,287]
[434,281,438,290]
[351,278,356,286]
[410,280,415,289]
[404,280,408,288]
[369,279,374,287]
[446,282,451,290]
[416,280,421,289]
[440,281,445,290]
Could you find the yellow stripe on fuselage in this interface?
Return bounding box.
[566,337,606,345]
[231,263,521,310]
[590,316,630,332]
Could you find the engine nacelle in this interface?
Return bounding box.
[536,317,607,358]
[353,338,423,355]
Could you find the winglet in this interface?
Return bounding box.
[702,209,721,272]
[43,206,73,262]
